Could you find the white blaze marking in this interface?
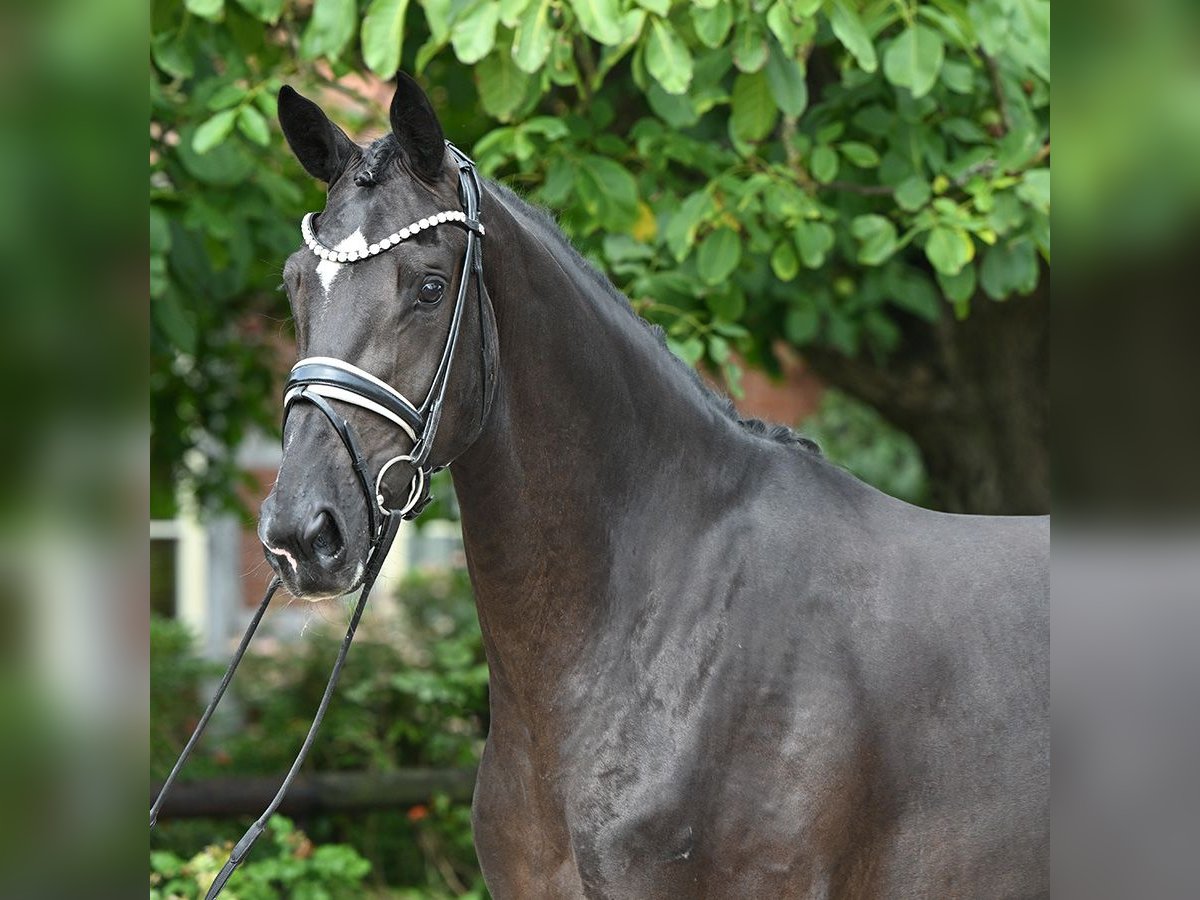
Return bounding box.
[316,229,369,297]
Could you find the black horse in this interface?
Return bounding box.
[260,76,1049,898]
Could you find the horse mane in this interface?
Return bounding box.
[350,142,818,454]
[486,179,821,455]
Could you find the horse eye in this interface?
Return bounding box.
[418,277,446,304]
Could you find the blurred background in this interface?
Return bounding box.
[4,0,1200,895]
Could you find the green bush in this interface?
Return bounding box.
[151,615,219,777]
[802,388,928,504]
[217,569,486,775]
[150,815,371,899]
[150,0,1049,515]
[151,569,488,895]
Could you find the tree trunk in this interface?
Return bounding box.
[804,281,1049,516]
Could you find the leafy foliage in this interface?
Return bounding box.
[150,616,219,775]
[151,0,1049,512]
[149,815,372,899]
[150,569,488,893]
[803,388,928,505]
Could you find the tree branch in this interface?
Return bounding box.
[983,52,1012,135]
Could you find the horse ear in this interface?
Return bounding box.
[389,73,445,181]
[277,85,358,183]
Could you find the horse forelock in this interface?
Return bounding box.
[353,134,400,187]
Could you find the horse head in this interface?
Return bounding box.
[259,75,497,598]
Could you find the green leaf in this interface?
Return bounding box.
[452,0,499,63]
[185,0,224,22]
[423,0,454,40]
[839,141,880,168]
[177,124,255,184]
[150,253,166,300]
[829,0,877,73]
[154,289,197,355]
[925,225,974,276]
[645,17,693,94]
[570,0,623,45]
[732,17,769,72]
[941,60,975,94]
[730,71,778,143]
[691,3,733,49]
[979,238,1038,299]
[254,89,278,119]
[826,311,859,355]
[764,41,807,117]
[850,214,898,266]
[894,175,931,211]
[300,0,357,60]
[637,0,670,13]
[968,0,1010,57]
[882,25,945,99]
[362,0,411,77]
[697,228,742,285]
[766,2,798,56]
[707,288,745,321]
[668,336,705,366]
[665,190,715,261]
[233,0,285,24]
[708,334,731,364]
[476,49,533,120]
[577,155,639,231]
[889,269,941,321]
[936,262,977,304]
[499,0,533,28]
[941,117,988,143]
[794,220,834,268]
[810,144,838,183]
[646,82,699,127]
[149,207,171,255]
[151,31,194,80]
[513,0,553,73]
[192,109,238,155]
[1016,168,1050,214]
[237,105,270,145]
[771,240,799,281]
[863,309,901,350]
[785,303,820,343]
[205,84,246,111]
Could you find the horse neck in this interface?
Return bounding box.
[449,187,746,707]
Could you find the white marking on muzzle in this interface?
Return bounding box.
[265,543,299,575]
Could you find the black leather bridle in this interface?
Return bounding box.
[286,140,487,533]
[151,142,488,899]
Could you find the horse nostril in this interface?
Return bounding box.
[302,509,344,561]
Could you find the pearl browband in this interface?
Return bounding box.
[301,210,484,263]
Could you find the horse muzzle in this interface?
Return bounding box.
[258,494,360,597]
